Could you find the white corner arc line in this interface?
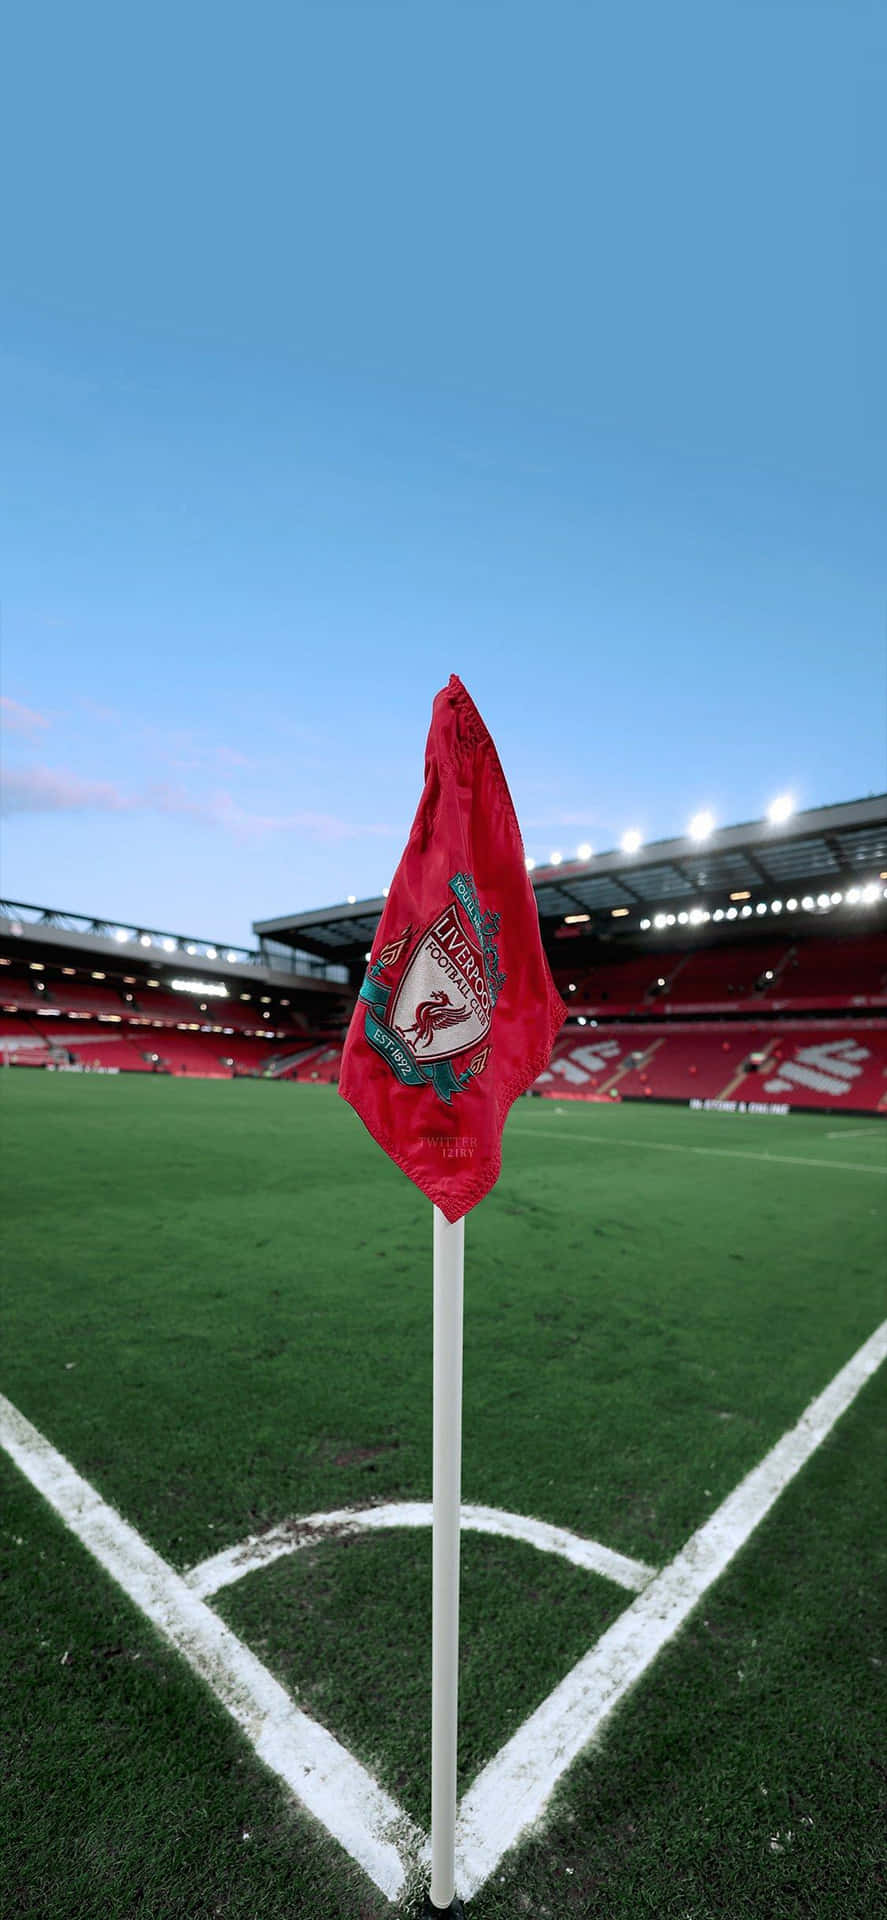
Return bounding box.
[450,1317,887,1899]
[2,1319,885,1906]
[186,1502,656,1601]
[0,1393,420,1903]
[509,1125,887,1176]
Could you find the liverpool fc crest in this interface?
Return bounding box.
[357,873,506,1103]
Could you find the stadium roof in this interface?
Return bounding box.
[253,794,887,966]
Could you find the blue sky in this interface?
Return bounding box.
[2,1,884,950]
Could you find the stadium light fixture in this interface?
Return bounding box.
[525,857,536,872]
[29,962,44,970]
[186,945,197,955]
[756,902,767,915]
[846,886,860,904]
[577,1016,587,1026]
[726,907,738,920]
[730,890,750,902]
[91,971,106,980]
[688,809,715,842]
[549,850,563,865]
[741,904,753,917]
[801,895,814,911]
[767,792,794,825]
[139,934,151,947]
[226,950,238,963]
[816,892,830,908]
[666,913,676,926]
[654,912,667,929]
[206,947,218,960]
[862,882,879,904]
[713,908,724,922]
[564,913,590,924]
[567,983,577,992]
[170,978,229,998]
[830,891,842,905]
[640,917,651,930]
[347,895,356,904]
[678,911,688,924]
[611,907,629,918]
[786,897,798,912]
[162,938,176,953]
[689,907,705,924]
[621,829,642,854]
[382,885,389,897]
[114,928,129,942]
[771,900,783,913]
[576,842,592,860]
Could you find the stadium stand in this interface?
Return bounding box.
[3,797,885,1111]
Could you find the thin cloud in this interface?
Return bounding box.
[0,696,51,740]
[2,762,401,846]
[1,765,133,814]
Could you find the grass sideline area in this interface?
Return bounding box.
[1,1071,885,1916]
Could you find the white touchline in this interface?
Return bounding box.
[509,1125,887,1176]
[0,1393,421,1904]
[186,1502,656,1601]
[1,1316,885,1906]
[826,1127,884,1140]
[450,1317,887,1898]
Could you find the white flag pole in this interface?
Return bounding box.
[427,1204,466,1917]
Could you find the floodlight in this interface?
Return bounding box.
[139,934,151,947]
[550,851,563,865]
[678,911,688,924]
[577,842,592,860]
[654,913,667,929]
[801,896,814,911]
[767,793,794,825]
[162,938,176,953]
[756,903,767,915]
[786,897,798,911]
[847,887,860,904]
[114,929,129,942]
[713,908,724,922]
[861,882,879,904]
[688,810,715,842]
[771,900,782,913]
[577,1016,587,1026]
[640,918,651,930]
[206,947,217,959]
[347,895,356,904]
[226,951,237,962]
[525,857,536,872]
[666,913,676,926]
[816,892,830,908]
[726,907,738,920]
[830,892,842,906]
[621,829,642,854]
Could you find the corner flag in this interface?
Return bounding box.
[339,674,565,1219]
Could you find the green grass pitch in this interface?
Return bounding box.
[1,1070,885,1917]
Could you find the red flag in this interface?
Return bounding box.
[339,676,566,1221]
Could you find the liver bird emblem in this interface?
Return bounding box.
[400,991,472,1050]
